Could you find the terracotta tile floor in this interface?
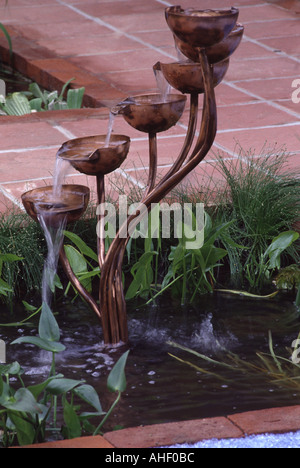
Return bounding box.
[0,0,298,214]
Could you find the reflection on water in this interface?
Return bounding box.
[1,293,300,431]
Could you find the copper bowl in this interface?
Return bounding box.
[155,59,229,95]
[174,23,244,64]
[22,185,90,227]
[57,135,130,176]
[165,6,239,48]
[119,94,187,134]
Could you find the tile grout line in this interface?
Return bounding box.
[56,0,300,125]
[55,0,177,61]
[0,184,25,211]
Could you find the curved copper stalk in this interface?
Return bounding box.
[98,49,217,345]
[146,133,158,196]
[59,246,101,320]
[154,92,199,190]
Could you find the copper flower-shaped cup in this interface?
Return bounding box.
[165,6,239,48]
[174,23,244,64]
[154,59,229,95]
[118,94,187,134]
[22,185,90,228]
[57,135,130,176]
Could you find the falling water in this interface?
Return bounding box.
[105,111,116,148]
[38,211,67,307]
[52,157,72,198]
[154,68,172,102]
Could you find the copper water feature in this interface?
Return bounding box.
[21,5,243,346]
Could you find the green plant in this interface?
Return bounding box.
[245,231,299,291]
[63,230,101,300]
[0,78,85,115]
[0,253,22,299]
[167,329,300,394]
[0,213,46,307]
[0,302,129,447]
[151,211,231,304]
[212,147,300,291]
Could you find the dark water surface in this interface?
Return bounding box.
[1,293,300,432]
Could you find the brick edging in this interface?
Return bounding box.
[11,405,300,448]
[0,25,127,109]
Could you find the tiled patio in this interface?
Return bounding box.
[0,0,299,449]
[0,0,298,213]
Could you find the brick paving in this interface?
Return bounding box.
[0,0,298,213]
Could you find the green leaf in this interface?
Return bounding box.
[74,384,104,414]
[107,351,129,393]
[29,83,47,104]
[126,251,157,300]
[28,374,64,400]
[63,231,98,262]
[2,388,42,413]
[265,231,299,270]
[63,397,82,439]
[9,413,36,446]
[3,93,32,116]
[29,98,43,112]
[64,244,92,292]
[0,277,13,295]
[0,253,23,263]
[12,336,65,353]
[67,87,85,109]
[22,301,38,312]
[46,378,83,396]
[38,302,60,342]
[59,78,75,101]
[64,245,88,274]
[0,362,22,376]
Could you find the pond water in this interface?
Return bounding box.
[1,292,300,432]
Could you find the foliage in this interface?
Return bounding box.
[0,213,46,307]
[0,302,129,447]
[212,147,300,291]
[0,253,22,298]
[244,230,299,292]
[0,79,85,115]
[151,211,231,304]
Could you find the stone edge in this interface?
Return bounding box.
[11,405,300,448]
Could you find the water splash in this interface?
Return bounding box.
[190,313,238,352]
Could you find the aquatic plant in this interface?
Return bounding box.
[211,146,300,291]
[168,329,300,394]
[0,302,129,447]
